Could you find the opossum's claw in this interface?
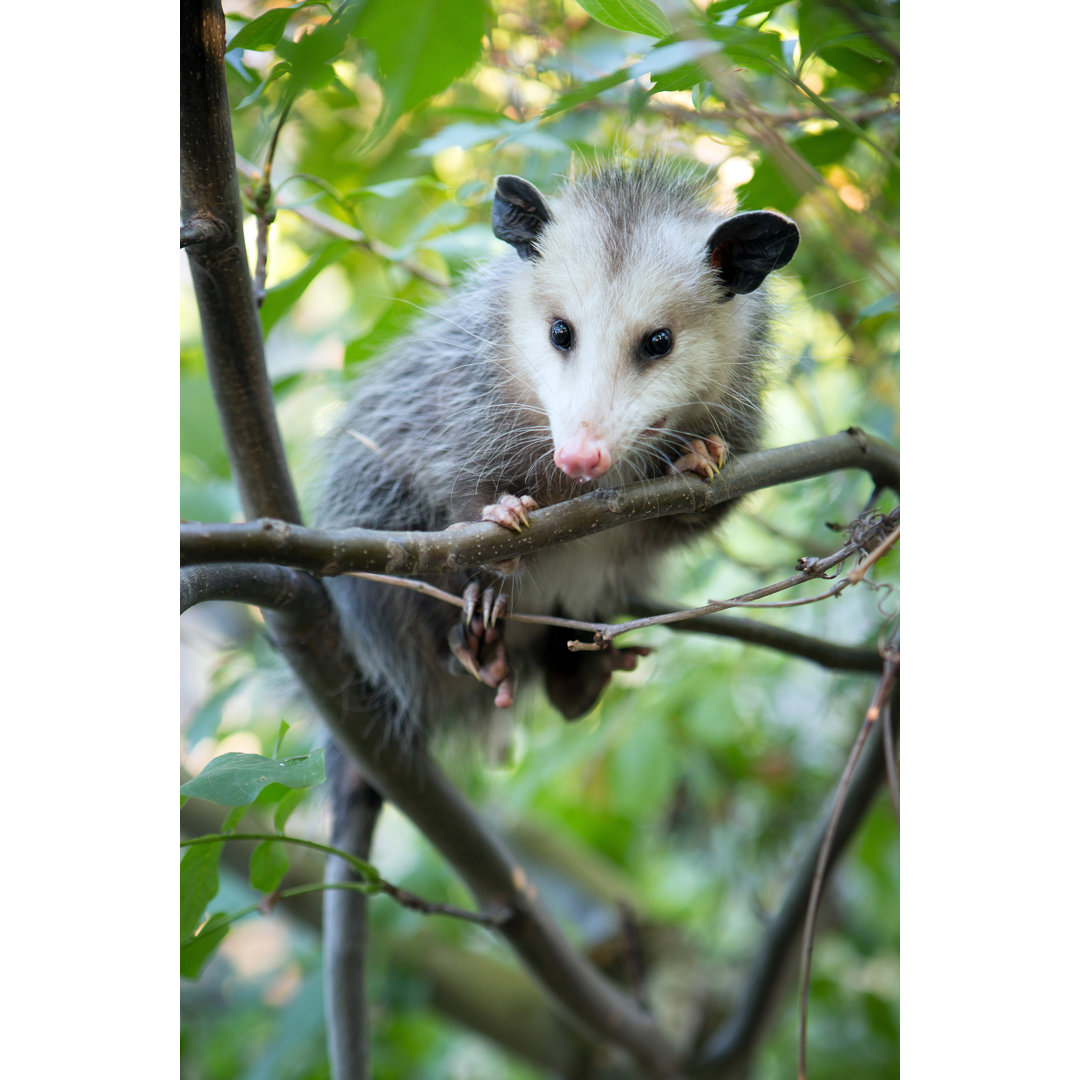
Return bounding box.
[670,434,729,479]
[485,593,507,638]
[461,581,481,628]
[482,493,539,532]
[450,585,517,706]
[448,622,482,679]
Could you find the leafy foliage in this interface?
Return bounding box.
[181,0,899,1076]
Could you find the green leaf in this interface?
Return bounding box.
[273,787,307,833]
[649,62,707,93]
[543,66,634,118]
[731,0,779,16]
[221,805,248,833]
[818,45,892,90]
[180,841,222,941]
[180,750,326,807]
[275,5,359,99]
[228,9,294,53]
[856,293,899,321]
[410,120,507,155]
[355,0,487,136]
[735,152,801,216]
[250,840,291,893]
[703,23,786,72]
[259,239,352,337]
[577,0,672,38]
[234,62,290,110]
[798,2,894,66]
[793,126,857,167]
[181,912,230,979]
[273,720,290,759]
[184,674,248,747]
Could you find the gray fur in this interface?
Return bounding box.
[316,160,797,743]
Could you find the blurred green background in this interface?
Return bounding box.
[180,1,899,1076]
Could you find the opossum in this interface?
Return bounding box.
[318,160,798,742]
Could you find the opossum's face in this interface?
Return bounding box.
[517,229,747,481]
[493,173,798,483]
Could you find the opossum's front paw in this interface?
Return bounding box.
[482,493,538,531]
[481,493,538,574]
[670,434,729,479]
[448,583,518,708]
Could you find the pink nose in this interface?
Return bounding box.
[553,437,611,480]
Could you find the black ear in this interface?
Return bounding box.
[492,175,552,260]
[706,211,799,296]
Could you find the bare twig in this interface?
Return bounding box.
[846,525,900,586]
[180,831,507,928]
[342,507,897,657]
[882,682,900,817]
[570,507,898,648]
[625,602,882,673]
[235,153,450,289]
[246,96,293,306]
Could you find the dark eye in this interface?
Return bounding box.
[643,328,673,359]
[550,318,574,352]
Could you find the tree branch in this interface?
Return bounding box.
[180,562,324,614]
[181,0,301,524]
[180,429,899,575]
[625,602,882,673]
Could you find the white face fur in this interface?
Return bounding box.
[501,192,763,485]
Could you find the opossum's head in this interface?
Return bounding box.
[492,168,799,483]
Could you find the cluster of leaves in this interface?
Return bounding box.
[181,1,899,1077]
[180,722,328,979]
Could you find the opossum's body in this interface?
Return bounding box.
[318,161,798,741]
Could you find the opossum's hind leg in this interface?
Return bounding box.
[543,626,652,720]
[670,434,729,479]
[448,583,517,707]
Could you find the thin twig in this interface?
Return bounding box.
[180,831,510,929]
[882,686,900,818]
[846,525,899,586]
[249,98,293,305]
[235,153,450,289]
[345,507,897,652]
